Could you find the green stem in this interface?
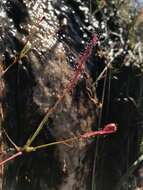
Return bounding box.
[25,95,65,147]
[29,136,78,152]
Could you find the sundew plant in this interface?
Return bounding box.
[0,0,143,190]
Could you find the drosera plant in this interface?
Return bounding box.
[0,34,118,166]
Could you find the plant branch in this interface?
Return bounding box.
[26,123,117,152]
[25,35,98,147]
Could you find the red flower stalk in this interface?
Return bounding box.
[81,123,117,139]
[64,35,98,92]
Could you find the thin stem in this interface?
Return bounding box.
[0,151,22,166]
[25,95,65,147]
[3,129,20,151]
[32,136,78,151]
[92,67,108,190]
